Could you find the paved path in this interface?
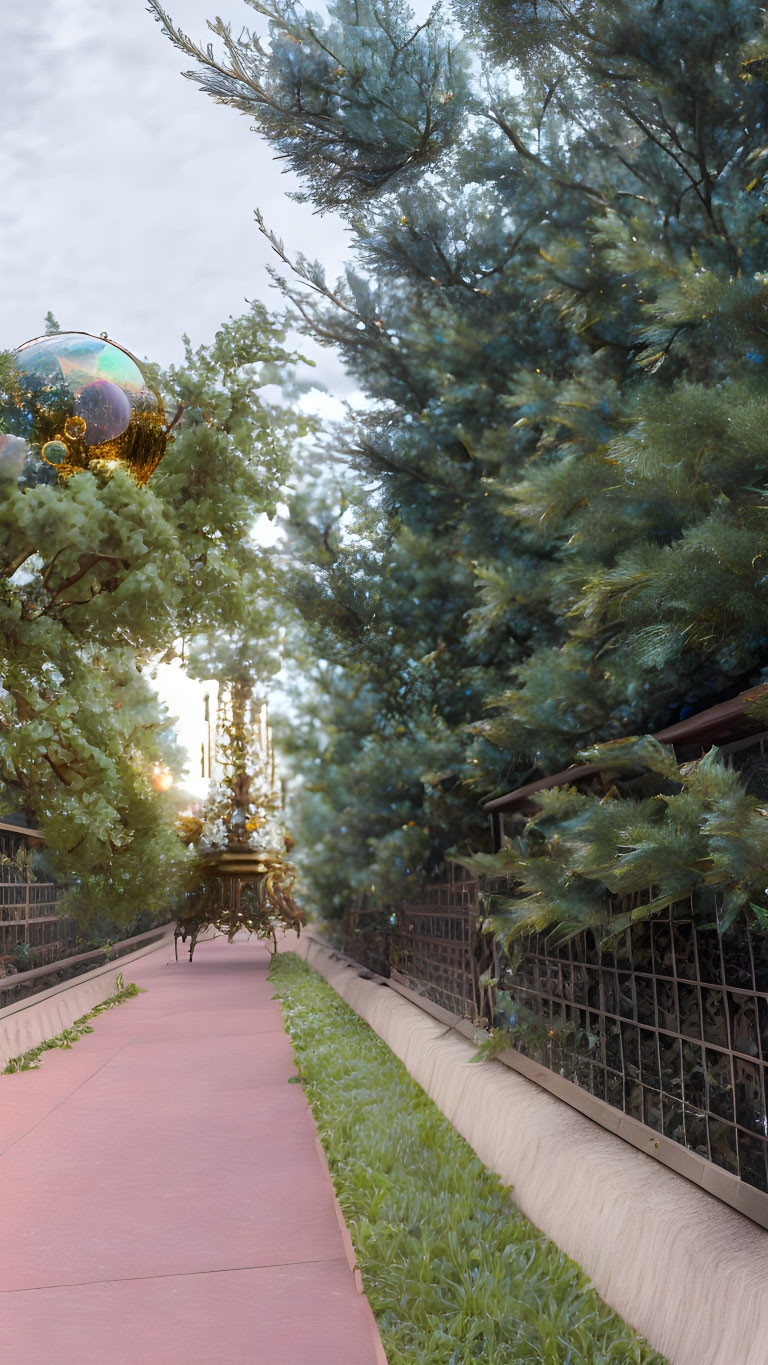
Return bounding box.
[0,936,386,1364]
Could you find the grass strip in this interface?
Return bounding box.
[3,973,142,1073]
[270,952,668,1365]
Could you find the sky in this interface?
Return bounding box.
[0,0,352,389]
[0,0,356,793]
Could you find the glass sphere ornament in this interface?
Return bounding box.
[10,331,168,484]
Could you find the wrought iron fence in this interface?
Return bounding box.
[495,901,768,1196]
[343,871,492,1021]
[389,874,492,1020]
[343,867,768,1217]
[343,914,392,980]
[335,714,768,1220]
[0,824,74,966]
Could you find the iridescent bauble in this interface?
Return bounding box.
[10,332,168,484]
[75,379,132,445]
[41,440,69,467]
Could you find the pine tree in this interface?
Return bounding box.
[151,0,768,933]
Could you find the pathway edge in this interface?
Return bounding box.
[281,930,768,1365]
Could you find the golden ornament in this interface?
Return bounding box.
[12,331,169,484]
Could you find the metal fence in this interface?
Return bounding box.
[343,871,768,1220]
[344,871,491,1020]
[0,824,74,966]
[389,873,491,1019]
[496,902,768,1196]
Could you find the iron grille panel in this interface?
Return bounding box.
[0,827,70,962]
[390,878,487,1019]
[497,905,768,1194]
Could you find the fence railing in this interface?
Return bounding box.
[0,823,74,968]
[0,923,173,1006]
[343,872,768,1227]
[389,873,493,1020]
[344,869,492,1021]
[495,902,768,1197]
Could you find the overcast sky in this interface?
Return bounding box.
[0,0,353,392]
[0,0,360,787]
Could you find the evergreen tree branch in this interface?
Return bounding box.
[487,107,606,203]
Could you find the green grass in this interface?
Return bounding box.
[3,973,142,1073]
[270,952,668,1365]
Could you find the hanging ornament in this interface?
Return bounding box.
[9,331,172,484]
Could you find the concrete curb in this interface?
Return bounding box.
[284,932,768,1365]
[312,1136,389,1365]
[0,931,174,1070]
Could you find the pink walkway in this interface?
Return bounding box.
[0,937,386,1364]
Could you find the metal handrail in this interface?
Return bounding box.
[0,923,174,997]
